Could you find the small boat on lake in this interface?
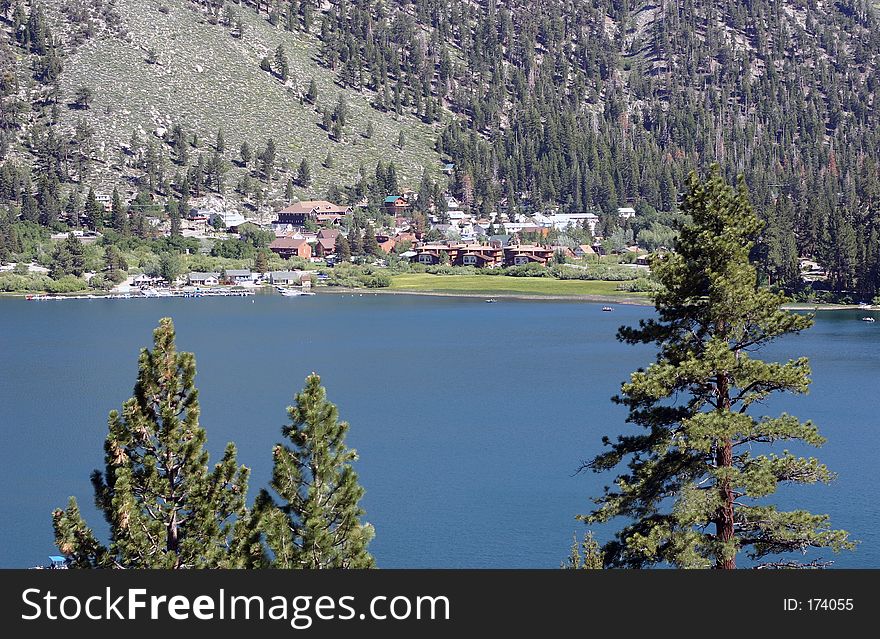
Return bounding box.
[602,306,613,312]
[278,286,315,297]
[485,299,497,303]
[861,317,875,323]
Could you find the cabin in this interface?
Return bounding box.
[313,237,337,258]
[411,243,462,265]
[223,269,253,284]
[317,228,341,241]
[132,273,164,288]
[376,234,396,254]
[550,245,575,259]
[270,271,305,285]
[573,244,596,259]
[188,272,220,286]
[489,234,513,249]
[384,195,409,214]
[269,237,313,260]
[275,200,351,227]
[209,211,247,230]
[453,244,504,268]
[617,207,636,220]
[503,245,554,266]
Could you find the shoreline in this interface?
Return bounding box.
[1,287,876,311]
[321,286,653,305]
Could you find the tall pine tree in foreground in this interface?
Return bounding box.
[53,318,261,568]
[581,166,853,569]
[258,374,375,568]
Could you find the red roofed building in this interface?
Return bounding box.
[376,234,396,254]
[504,244,554,266]
[313,236,337,258]
[276,200,351,227]
[269,236,312,260]
[454,244,504,267]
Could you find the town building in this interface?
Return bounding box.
[223,269,253,284]
[504,244,554,266]
[454,244,504,267]
[384,195,410,215]
[187,272,220,286]
[269,236,313,259]
[275,200,351,227]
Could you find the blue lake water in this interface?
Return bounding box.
[0,294,877,568]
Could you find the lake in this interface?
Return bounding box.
[0,293,877,568]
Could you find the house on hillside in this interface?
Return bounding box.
[209,211,247,230]
[313,236,337,258]
[384,195,409,214]
[617,207,636,220]
[317,228,341,241]
[269,236,312,260]
[275,200,351,227]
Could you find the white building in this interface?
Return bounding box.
[209,210,247,228]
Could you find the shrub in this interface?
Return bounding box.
[551,264,640,281]
[615,278,661,293]
[504,262,549,277]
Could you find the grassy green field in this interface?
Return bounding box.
[389,274,652,300]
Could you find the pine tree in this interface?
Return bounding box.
[260,138,277,182]
[580,166,853,568]
[85,188,102,230]
[297,158,311,187]
[240,141,252,165]
[257,374,375,568]
[563,531,604,569]
[348,225,363,256]
[65,191,81,228]
[306,78,318,104]
[335,233,351,261]
[159,252,181,285]
[50,233,85,279]
[110,187,128,234]
[254,249,270,274]
[103,245,128,283]
[363,222,381,256]
[274,44,290,82]
[52,319,261,568]
[168,200,181,237]
[215,129,226,155]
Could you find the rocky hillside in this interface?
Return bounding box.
[1,0,443,210]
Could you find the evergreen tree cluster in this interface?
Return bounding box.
[53,318,374,569]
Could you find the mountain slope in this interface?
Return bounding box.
[5,0,443,207]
